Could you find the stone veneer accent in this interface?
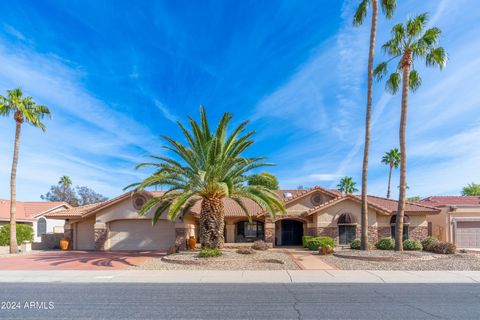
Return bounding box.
[355,226,379,244]
[175,228,187,251]
[409,226,428,241]
[307,227,317,236]
[316,227,338,244]
[94,228,107,251]
[264,227,275,244]
[377,226,391,240]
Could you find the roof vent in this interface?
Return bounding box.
[283,192,293,199]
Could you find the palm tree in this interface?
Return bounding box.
[126,107,286,249]
[381,148,401,198]
[337,177,359,194]
[59,175,73,200]
[374,13,447,251]
[354,0,396,251]
[0,88,51,253]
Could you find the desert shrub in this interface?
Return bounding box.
[431,241,456,254]
[236,248,255,255]
[306,236,335,251]
[403,239,423,251]
[251,240,269,251]
[198,247,223,258]
[375,237,395,250]
[350,239,361,250]
[421,236,438,252]
[0,224,34,246]
[302,236,314,248]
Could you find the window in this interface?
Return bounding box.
[236,221,264,242]
[37,218,47,237]
[390,225,409,240]
[338,225,356,244]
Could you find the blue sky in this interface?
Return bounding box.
[0,0,479,201]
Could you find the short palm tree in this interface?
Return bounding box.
[126,107,286,249]
[374,13,447,251]
[381,148,401,199]
[0,88,51,254]
[354,0,396,251]
[59,175,73,199]
[337,177,359,194]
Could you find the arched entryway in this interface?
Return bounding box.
[276,219,304,246]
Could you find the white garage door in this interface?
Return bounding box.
[108,220,175,251]
[76,219,95,250]
[456,221,480,248]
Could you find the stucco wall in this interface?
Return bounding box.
[315,200,378,228]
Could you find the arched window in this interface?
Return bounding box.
[37,218,47,236]
[337,213,356,245]
[390,215,410,240]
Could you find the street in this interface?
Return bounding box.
[1,283,480,319]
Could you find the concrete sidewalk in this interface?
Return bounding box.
[1,270,480,283]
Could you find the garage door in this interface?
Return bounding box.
[108,220,175,251]
[456,221,480,248]
[76,219,95,250]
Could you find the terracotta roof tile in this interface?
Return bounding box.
[418,196,480,207]
[0,199,70,222]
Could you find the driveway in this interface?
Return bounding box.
[0,250,165,270]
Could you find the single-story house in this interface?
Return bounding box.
[0,199,71,242]
[419,196,480,248]
[46,186,440,251]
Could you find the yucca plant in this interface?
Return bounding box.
[126,107,285,249]
[374,13,447,251]
[0,88,51,254]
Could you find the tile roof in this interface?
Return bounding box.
[0,199,70,222]
[418,196,480,207]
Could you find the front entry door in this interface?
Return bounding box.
[281,220,303,246]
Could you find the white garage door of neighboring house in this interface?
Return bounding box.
[75,219,95,250]
[108,220,175,251]
[456,221,480,248]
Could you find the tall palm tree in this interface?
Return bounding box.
[59,175,73,200]
[126,107,286,249]
[0,88,51,253]
[337,177,359,194]
[354,0,396,251]
[381,148,400,198]
[374,13,447,251]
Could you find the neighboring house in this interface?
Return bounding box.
[0,199,71,242]
[46,186,439,251]
[419,196,480,248]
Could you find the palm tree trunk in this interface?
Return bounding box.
[395,52,411,252]
[199,197,224,249]
[386,165,393,199]
[360,0,378,251]
[9,122,22,254]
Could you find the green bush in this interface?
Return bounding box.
[198,247,223,258]
[306,236,335,251]
[375,237,395,250]
[430,241,456,254]
[421,236,438,252]
[403,239,422,251]
[0,224,34,246]
[302,236,314,248]
[350,239,361,250]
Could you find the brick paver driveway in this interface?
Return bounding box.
[0,251,165,270]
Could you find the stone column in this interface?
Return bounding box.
[264,222,275,246]
[175,222,187,251]
[307,223,317,236]
[94,223,107,251]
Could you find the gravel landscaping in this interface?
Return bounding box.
[321,249,480,270]
[133,249,300,270]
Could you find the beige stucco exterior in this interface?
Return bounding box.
[427,206,480,243]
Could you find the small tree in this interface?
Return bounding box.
[76,186,108,205]
[337,177,359,194]
[247,172,279,190]
[462,183,480,196]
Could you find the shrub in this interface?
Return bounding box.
[0,224,34,246]
[431,241,456,254]
[375,237,395,250]
[403,239,423,251]
[306,236,335,251]
[251,240,269,251]
[350,239,361,250]
[198,247,223,258]
[421,236,438,252]
[236,248,255,255]
[302,236,314,248]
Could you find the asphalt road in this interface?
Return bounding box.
[1,283,480,319]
